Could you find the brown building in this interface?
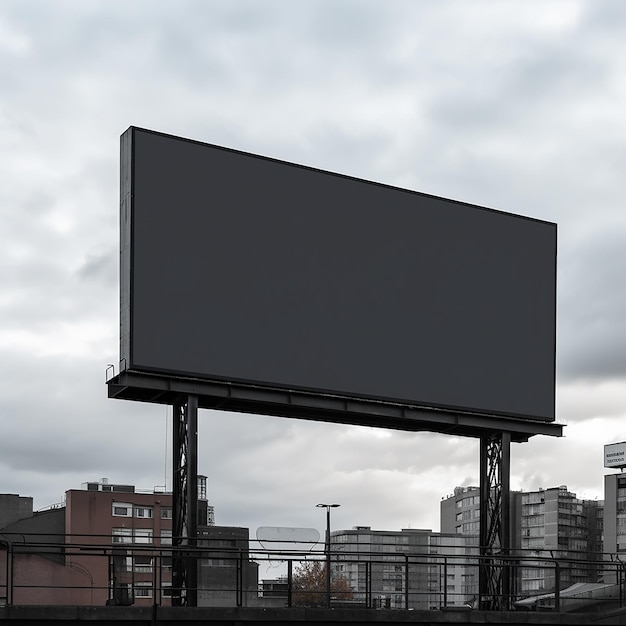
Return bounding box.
[0,497,79,605]
[1,479,265,607]
[1,480,176,606]
[65,480,175,605]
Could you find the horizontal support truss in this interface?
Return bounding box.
[108,370,562,442]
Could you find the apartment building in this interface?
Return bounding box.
[0,478,216,606]
[440,485,522,545]
[440,484,603,596]
[603,472,626,556]
[520,486,603,593]
[330,526,478,610]
[65,479,175,605]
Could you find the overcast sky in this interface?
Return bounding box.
[1,1,625,554]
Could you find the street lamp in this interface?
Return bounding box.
[316,503,340,608]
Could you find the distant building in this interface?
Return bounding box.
[66,479,175,605]
[0,477,227,606]
[440,485,522,546]
[603,473,625,557]
[0,494,34,530]
[441,484,604,596]
[258,576,288,599]
[330,526,478,610]
[197,525,259,607]
[440,484,603,596]
[519,486,603,593]
[0,500,71,605]
[0,479,177,606]
[602,471,626,586]
[440,486,481,536]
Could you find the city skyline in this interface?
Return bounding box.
[1,1,626,539]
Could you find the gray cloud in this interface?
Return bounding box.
[77,250,117,285]
[0,0,624,538]
[558,228,626,382]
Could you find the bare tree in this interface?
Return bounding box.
[292,560,353,607]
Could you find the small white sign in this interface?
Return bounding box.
[605,442,626,468]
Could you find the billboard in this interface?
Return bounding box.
[118,127,557,425]
[604,442,626,469]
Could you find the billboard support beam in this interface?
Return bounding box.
[107,369,563,442]
[172,395,198,607]
[479,431,511,610]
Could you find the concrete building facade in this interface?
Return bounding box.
[0,494,34,531]
[0,480,177,606]
[197,525,259,607]
[519,486,603,594]
[1,480,273,608]
[0,478,223,606]
[440,486,481,536]
[330,526,478,610]
[603,472,625,556]
[440,485,522,546]
[65,480,175,605]
[440,484,603,597]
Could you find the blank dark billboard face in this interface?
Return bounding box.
[121,127,556,422]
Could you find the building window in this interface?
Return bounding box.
[522,503,545,516]
[522,579,544,592]
[134,555,153,573]
[160,530,172,546]
[134,582,153,598]
[134,507,153,519]
[112,503,133,517]
[112,528,154,544]
[462,522,479,533]
[524,514,545,527]
[161,507,173,520]
[162,582,173,597]
[112,528,133,544]
[111,553,132,572]
[134,529,153,544]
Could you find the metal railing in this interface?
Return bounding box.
[1,533,625,613]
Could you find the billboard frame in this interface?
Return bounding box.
[110,125,562,442]
[604,442,626,469]
[107,368,561,442]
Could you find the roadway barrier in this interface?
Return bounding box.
[1,533,625,617]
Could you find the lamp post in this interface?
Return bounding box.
[316,503,340,608]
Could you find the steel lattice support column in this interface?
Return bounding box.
[479,431,511,610]
[171,395,198,607]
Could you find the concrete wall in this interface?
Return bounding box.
[604,474,618,555]
[65,488,173,607]
[1,605,623,625]
[197,525,260,607]
[1,508,65,564]
[0,495,33,530]
[0,552,91,606]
